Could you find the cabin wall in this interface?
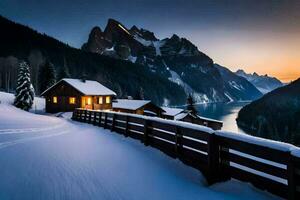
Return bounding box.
[92,96,113,110]
[44,82,82,113]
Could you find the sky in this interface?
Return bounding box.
[1,0,300,82]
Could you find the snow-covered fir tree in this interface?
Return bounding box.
[14,61,35,111]
[38,60,56,93]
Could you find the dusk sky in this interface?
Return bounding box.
[1,0,300,82]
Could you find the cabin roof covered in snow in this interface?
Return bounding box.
[161,107,184,116]
[41,78,116,96]
[112,99,152,110]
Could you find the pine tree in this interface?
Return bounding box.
[57,57,70,80]
[186,94,197,115]
[38,60,56,93]
[14,61,35,111]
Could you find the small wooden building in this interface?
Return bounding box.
[112,99,165,117]
[175,112,223,130]
[161,107,185,120]
[41,78,116,113]
[161,107,223,130]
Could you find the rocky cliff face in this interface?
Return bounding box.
[82,19,262,103]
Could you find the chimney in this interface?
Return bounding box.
[81,74,87,83]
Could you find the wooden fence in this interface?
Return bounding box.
[72,108,300,200]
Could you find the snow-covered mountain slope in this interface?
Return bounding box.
[82,19,263,103]
[215,65,262,101]
[235,69,283,94]
[0,92,280,199]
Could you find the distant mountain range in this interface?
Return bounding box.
[235,69,283,94]
[82,18,262,103]
[237,78,300,146]
[0,16,263,105]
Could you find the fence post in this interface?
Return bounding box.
[175,126,182,158]
[219,144,231,182]
[143,119,150,146]
[98,112,102,127]
[88,111,93,124]
[111,113,116,132]
[125,115,129,137]
[93,112,98,126]
[288,153,296,200]
[84,110,88,122]
[77,110,83,121]
[206,133,221,185]
[104,113,108,129]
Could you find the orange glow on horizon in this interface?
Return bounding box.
[189,29,300,83]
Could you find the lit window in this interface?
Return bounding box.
[106,96,111,104]
[53,96,57,103]
[99,97,103,104]
[87,97,92,105]
[69,97,76,104]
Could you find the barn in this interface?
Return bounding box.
[41,78,116,113]
[112,99,165,117]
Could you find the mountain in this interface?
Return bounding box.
[237,78,300,146]
[235,69,283,94]
[0,16,262,105]
[214,65,262,101]
[0,16,187,105]
[82,18,262,103]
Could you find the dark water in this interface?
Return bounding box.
[195,102,250,133]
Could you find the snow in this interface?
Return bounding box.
[0,92,282,199]
[41,78,116,96]
[174,112,189,120]
[224,92,234,103]
[0,91,45,113]
[112,99,151,110]
[127,55,137,63]
[215,130,297,153]
[229,81,244,91]
[133,35,152,46]
[199,116,223,123]
[161,107,184,116]
[153,40,164,56]
[164,62,210,103]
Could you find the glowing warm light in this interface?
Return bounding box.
[53,96,57,103]
[69,97,76,104]
[87,97,92,105]
[99,97,103,104]
[106,96,111,104]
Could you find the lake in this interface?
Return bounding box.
[194,102,250,133]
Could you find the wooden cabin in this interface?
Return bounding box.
[112,99,165,117]
[175,112,223,130]
[41,78,116,113]
[161,107,185,120]
[161,107,223,130]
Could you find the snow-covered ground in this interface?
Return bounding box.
[0,92,280,199]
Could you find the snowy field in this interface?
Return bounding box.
[0,92,280,200]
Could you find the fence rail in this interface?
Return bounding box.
[72,108,300,200]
